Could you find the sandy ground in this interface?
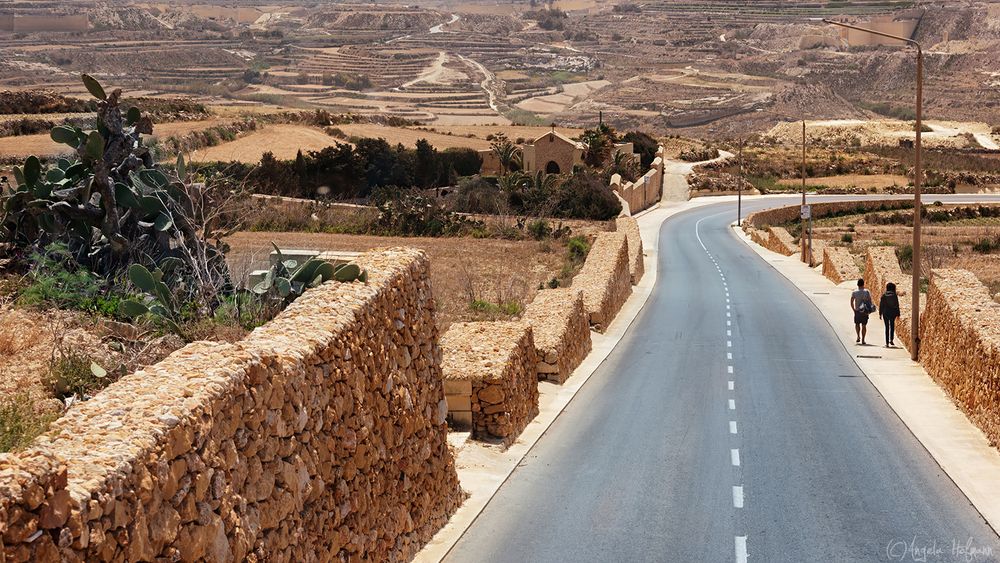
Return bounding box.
[334,124,493,150]
[516,80,611,114]
[415,124,583,142]
[190,124,338,162]
[225,231,577,329]
[767,119,1000,149]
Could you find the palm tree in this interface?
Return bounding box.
[491,133,523,175]
[606,151,640,183]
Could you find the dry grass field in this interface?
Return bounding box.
[224,231,591,330]
[777,174,910,190]
[333,123,493,150]
[190,124,337,163]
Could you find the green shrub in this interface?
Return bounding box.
[896,244,914,270]
[47,351,110,400]
[528,219,552,240]
[568,236,590,262]
[972,236,1000,254]
[841,233,854,243]
[0,393,58,453]
[17,243,123,315]
[470,299,522,316]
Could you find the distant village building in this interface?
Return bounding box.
[479,130,638,176]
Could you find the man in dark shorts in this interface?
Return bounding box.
[850,278,875,345]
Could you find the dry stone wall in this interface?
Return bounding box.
[440,323,539,445]
[823,246,862,285]
[0,248,462,562]
[765,227,798,256]
[919,269,1000,449]
[521,289,592,384]
[743,199,914,229]
[573,232,632,332]
[615,216,645,284]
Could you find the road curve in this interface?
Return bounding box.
[445,196,1000,563]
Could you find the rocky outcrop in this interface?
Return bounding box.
[0,248,462,562]
[573,232,632,332]
[920,269,1000,450]
[522,289,592,384]
[440,322,539,445]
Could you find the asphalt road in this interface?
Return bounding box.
[446,196,1000,563]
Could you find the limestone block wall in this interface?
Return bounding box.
[0,248,462,562]
[521,289,592,384]
[615,216,645,284]
[823,246,862,285]
[765,227,797,256]
[919,269,1000,449]
[440,323,539,445]
[573,232,632,332]
[808,239,828,267]
[610,148,664,216]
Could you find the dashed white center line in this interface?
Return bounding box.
[727,320,732,327]
[727,352,733,360]
[728,381,734,391]
[731,449,741,467]
[730,420,738,434]
[736,536,748,563]
[727,366,734,374]
[728,399,736,410]
[727,330,732,337]
[727,340,732,347]
[732,486,744,508]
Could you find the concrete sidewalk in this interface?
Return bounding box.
[733,225,1000,534]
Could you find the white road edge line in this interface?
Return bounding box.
[736,536,748,563]
[732,486,744,508]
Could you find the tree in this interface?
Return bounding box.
[623,130,658,169]
[605,151,640,183]
[490,133,522,175]
[415,138,438,189]
[580,123,618,168]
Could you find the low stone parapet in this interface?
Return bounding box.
[573,232,632,332]
[0,248,462,562]
[441,322,539,445]
[823,246,861,285]
[522,289,592,383]
[615,216,644,284]
[920,269,1000,449]
[765,226,797,256]
[744,199,914,229]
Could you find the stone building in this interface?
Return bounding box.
[478,130,638,176]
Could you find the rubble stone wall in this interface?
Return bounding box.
[522,289,592,384]
[823,246,862,285]
[440,323,539,445]
[743,199,914,229]
[610,149,664,215]
[765,227,798,256]
[573,232,632,332]
[0,248,462,562]
[615,216,645,284]
[919,269,1000,450]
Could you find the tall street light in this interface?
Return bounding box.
[824,18,924,361]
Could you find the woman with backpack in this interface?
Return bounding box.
[851,278,876,345]
[879,282,901,348]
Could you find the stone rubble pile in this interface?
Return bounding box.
[440,323,539,445]
[0,248,462,562]
[573,232,632,332]
[920,269,1000,448]
[822,246,861,285]
[521,289,592,384]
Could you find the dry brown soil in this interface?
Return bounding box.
[225,231,583,329]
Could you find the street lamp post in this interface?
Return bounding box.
[738,138,744,225]
[823,19,924,360]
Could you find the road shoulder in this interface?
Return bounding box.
[732,224,1000,535]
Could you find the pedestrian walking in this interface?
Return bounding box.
[879,282,901,348]
[851,278,876,345]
